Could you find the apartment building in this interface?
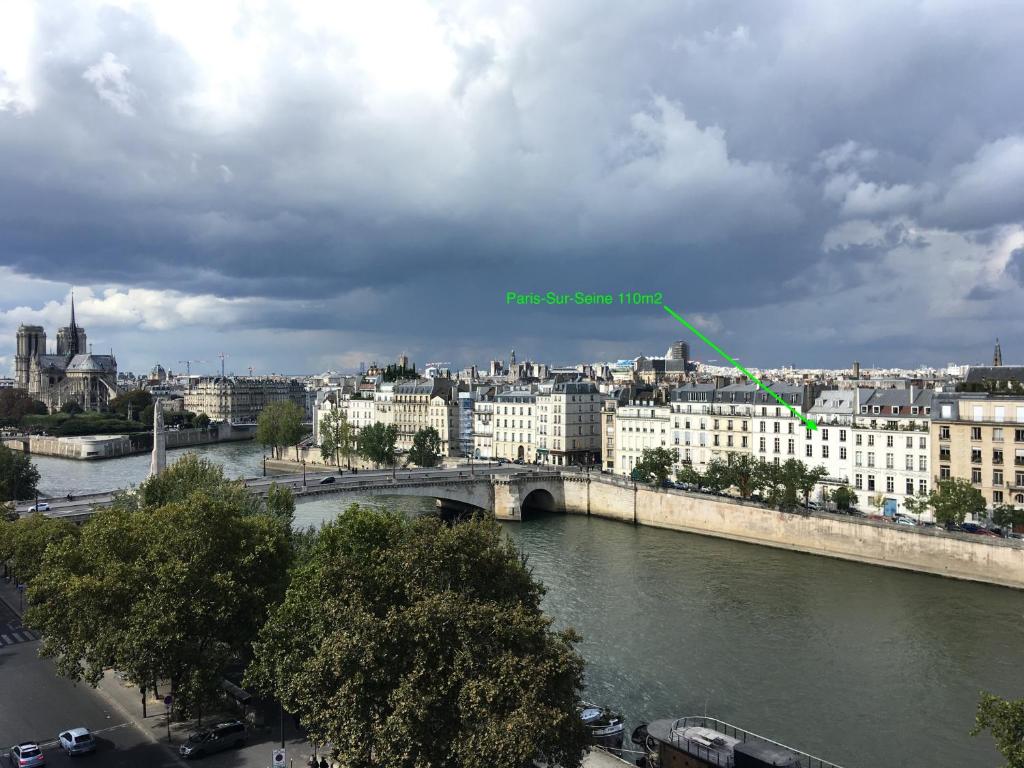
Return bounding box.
[473,394,496,459]
[184,376,307,423]
[750,383,809,466]
[803,389,855,491]
[932,392,1024,509]
[393,379,459,455]
[492,388,538,462]
[611,398,672,476]
[536,381,601,465]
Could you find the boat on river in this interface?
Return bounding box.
[579,701,626,753]
[635,715,844,768]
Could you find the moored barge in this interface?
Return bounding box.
[640,715,843,768]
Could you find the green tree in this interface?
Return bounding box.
[831,485,858,512]
[632,447,678,486]
[408,426,442,467]
[903,492,931,519]
[60,400,83,414]
[358,422,398,468]
[675,464,702,487]
[246,506,588,768]
[0,389,48,426]
[992,504,1024,533]
[721,453,762,498]
[27,492,290,722]
[319,406,354,469]
[0,444,40,503]
[868,492,887,516]
[108,389,153,421]
[972,691,1024,768]
[194,412,211,428]
[791,461,828,509]
[701,456,733,494]
[256,401,306,461]
[928,478,986,527]
[3,513,79,584]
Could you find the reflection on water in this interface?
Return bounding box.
[32,446,1023,767]
[296,496,1023,768]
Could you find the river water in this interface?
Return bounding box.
[32,443,1024,767]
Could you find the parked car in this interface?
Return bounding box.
[895,517,917,526]
[1008,532,1024,540]
[318,476,336,485]
[9,743,45,767]
[179,721,246,759]
[27,502,50,512]
[58,727,96,756]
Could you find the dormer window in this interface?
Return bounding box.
[861,406,868,414]
[872,406,880,414]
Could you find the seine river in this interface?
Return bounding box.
[33,442,1024,767]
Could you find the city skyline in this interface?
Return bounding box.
[2,2,1023,374]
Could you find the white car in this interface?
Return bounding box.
[27,502,50,512]
[58,727,96,755]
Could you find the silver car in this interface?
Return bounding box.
[9,743,45,767]
[58,727,96,756]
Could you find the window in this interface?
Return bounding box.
[855,473,863,489]
[840,429,847,442]
[994,428,1004,442]
[1017,429,1024,442]
[822,428,829,440]
[972,468,982,484]
[868,475,876,491]
[742,436,748,448]
[855,451,863,466]
[995,406,1005,423]
[1018,407,1024,422]
[840,447,847,460]
[773,422,780,433]
[939,446,951,461]
[994,449,1004,464]
[886,476,894,493]
[868,435,875,447]
[867,452,875,468]
[919,456,927,471]
[1018,471,1024,486]
[806,445,813,458]
[919,437,926,450]
[939,426,950,440]
[905,455,914,471]
[994,470,1003,485]
[759,437,766,451]
[823,445,830,459]
[856,434,863,446]
[906,479,914,495]
[919,479,927,495]
[971,448,982,464]
[886,453,894,469]
[774,437,780,453]
[759,421,766,432]
[886,435,894,448]
[973,405,983,421]
[971,427,982,441]
[787,439,795,455]
[993,490,1004,503]
[788,423,795,434]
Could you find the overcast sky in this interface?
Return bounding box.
[1,0,1022,377]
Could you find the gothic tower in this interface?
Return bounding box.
[15,324,46,389]
[56,292,87,357]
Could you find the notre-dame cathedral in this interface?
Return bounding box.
[14,294,119,412]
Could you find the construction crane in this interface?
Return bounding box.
[178,359,207,391]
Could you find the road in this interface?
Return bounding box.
[0,596,180,768]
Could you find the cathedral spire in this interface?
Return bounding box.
[994,338,1003,367]
[69,290,77,331]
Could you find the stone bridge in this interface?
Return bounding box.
[283,469,569,521]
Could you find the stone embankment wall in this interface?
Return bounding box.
[558,474,1024,589]
[2,424,253,460]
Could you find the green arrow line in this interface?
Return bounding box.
[662,305,818,431]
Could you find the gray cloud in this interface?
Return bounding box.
[1,0,1023,372]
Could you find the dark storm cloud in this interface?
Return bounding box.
[1,0,1024,370]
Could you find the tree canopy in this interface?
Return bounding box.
[246,506,588,768]
[632,447,678,485]
[830,485,858,511]
[928,478,986,527]
[408,426,442,467]
[319,405,354,468]
[108,389,153,421]
[0,513,79,584]
[972,691,1024,768]
[25,455,293,721]
[0,389,48,426]
[256,400,307,460]
[358,422,398,467]
[0,444,40,503]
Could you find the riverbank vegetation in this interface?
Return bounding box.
[256,400,307,460]
[0,443,40,504]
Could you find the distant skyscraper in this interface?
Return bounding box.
[994,339,1003,367]
[667,340,690,361]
